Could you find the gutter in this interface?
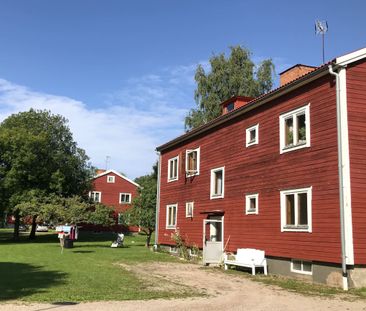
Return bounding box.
[328,64,354,291]
[154,151,162,249]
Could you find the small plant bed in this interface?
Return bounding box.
[0,229,199,302]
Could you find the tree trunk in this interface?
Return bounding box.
[29,215,37,240]
[145,229,154,247]
[13,210,20,240]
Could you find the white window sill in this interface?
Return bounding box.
[246,209,258,215]
[282,225,311,232]
[210,194,224,200]
[281,141,309,154]
[166,226,176,230]
[246,141,258,147]
[168,178,178,183]
[186,172,199,178]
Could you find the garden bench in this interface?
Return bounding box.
[224,248,268,275]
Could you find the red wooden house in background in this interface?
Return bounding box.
[155,47,366,289]
[89,169,140,232]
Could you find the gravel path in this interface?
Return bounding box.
[1,262,365,311]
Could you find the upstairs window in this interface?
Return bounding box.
[107,175,115,183]
[246,124,259,147]
[90,191,101,203]
[166,204,178,229]
[186,202,194,218]
[168,156,179,182]
[210,167,225,199]
[119,193,131,204]
[280,187,312,232]
[245,193,259,215]
[280,104,310,153]
[186,148,200,177]
[226,102,235,112]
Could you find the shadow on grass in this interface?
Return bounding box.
[0,262,67,301]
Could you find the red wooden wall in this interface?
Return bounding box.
[158,73,346,264]
[347,59,366,265]
[92,172,139,231]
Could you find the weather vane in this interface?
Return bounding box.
[315,20,328,64]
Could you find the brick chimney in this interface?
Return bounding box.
[221,96,254,115]
[279,64,317,86]
[96,169,106,175]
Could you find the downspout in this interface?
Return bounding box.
[154,151,162,250]
[328,64,349,291]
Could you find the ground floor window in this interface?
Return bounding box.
[166,204,178,229]
[245,193,259,215]
[89,191,101,202]
[280,187,312,232]
[291,259,313,275]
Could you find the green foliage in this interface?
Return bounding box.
[185,46,275,130]
[0,109,95,236]
[125,166,157,246]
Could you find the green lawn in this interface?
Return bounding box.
[0,229,192,302]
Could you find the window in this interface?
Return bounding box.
[186,148,200,176]
[226,102,235,112]
[280,187,312,232]
[246,124,259,147]
[280,104,310,153]
[210,167,225,199]
[119,193,131,204]
[186,202,194,218]
[166,204,178,229]
[245,193,259,215]
[168,156,179,182]
[107,175,115,183]
[291,259,313,275]
[89,191,101,203]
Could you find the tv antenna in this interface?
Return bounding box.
[105,156,111,170]
[315,20,328,64]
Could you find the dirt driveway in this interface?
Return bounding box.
[1,262,366,311]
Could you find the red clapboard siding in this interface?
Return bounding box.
[92,172,139,231]
[346,59,366,264]
[158,73,345,264]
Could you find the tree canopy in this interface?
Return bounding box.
[0,109,95,238]
[185,46,275,130]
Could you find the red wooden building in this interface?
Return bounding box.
[155,47,366,288]
[89,169,140,232]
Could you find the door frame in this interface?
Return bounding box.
[202,216,224,264]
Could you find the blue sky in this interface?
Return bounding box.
[0,0,365,178]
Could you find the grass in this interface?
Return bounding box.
[0,229,196,303]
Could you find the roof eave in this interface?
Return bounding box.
[156,64,330,152]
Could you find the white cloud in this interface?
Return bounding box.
[0,62,199,179]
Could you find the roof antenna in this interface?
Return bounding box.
[105,156,111,170]
[315,20,328,64]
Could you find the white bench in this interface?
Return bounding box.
[224,248,268,275]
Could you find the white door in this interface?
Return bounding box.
[203,217,223,264]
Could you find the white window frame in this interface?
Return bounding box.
[107,175,115,183]
[291,259,313,275]
[185,147,200,177]
[279,104,310,154]
[167,156,179,182]
[166,203,178,229]
[89,191,102,203]
[280,187,312,232]
[245,193,259,215]
[210,167,225,199]
[119,193,132,204]
[246,124,259,147]
[186,201,194,218]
